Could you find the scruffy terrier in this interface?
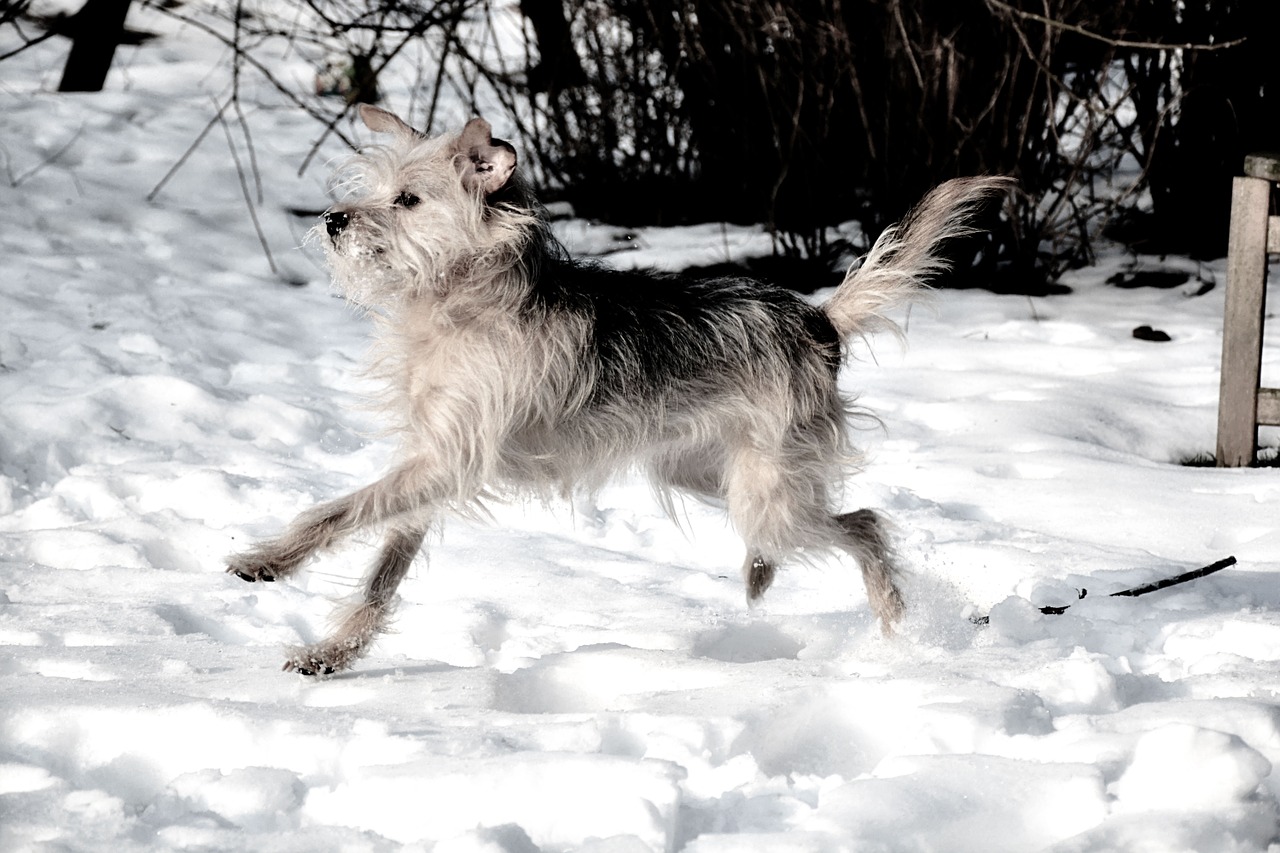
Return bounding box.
[228,105,1010,676]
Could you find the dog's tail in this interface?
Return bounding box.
[822,176,1014,339]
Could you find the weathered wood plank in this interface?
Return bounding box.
[1217,175,1272,467]
[1259,389,1280,427]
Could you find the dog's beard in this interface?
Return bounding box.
[328,253,394,310]
[309,220,424,309]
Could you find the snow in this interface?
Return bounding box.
[3,5,1280,852]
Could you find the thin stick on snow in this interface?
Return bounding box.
[972,556,1238,623]
[1109,555,1238,599]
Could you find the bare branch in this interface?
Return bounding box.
[983,0,1248,52]
[218,100,278,275]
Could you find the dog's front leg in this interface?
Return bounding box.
[284,523,428,676]
[229,454,467,674]
[226,502,350,583]
[226,457,442,583]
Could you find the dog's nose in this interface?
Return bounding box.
[324,211,349,237]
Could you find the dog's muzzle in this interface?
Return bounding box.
[324,211,349,238]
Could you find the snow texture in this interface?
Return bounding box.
[3,4,1280,851]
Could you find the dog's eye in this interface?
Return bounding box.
[394,192,421,209]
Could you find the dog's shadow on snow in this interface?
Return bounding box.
[310,661,468,681]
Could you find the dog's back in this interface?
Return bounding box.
[491,256,849,506]
[498,176,1013,507]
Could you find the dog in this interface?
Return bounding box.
[227,104,1010,675]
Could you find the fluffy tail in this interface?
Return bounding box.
[823,176,1014,338]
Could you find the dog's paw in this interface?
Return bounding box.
[282,639,364,678]
[282,655,336,678]
[225,559,276,583]
[744,555,776,602]
[226,545,300,583]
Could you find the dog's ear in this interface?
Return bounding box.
[455,118,517,196]
[359,105,417,137]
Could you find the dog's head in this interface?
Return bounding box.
[314,106,536,308]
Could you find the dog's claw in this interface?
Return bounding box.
[284,658,335,677]
[227,566,275,583]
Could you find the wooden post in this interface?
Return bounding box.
[1216,172,1272,466]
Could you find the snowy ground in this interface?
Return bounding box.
[4,6,1280,852]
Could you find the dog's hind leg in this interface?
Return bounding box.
[284,523,429,676]
[646,444,782,602]
[835,508,903,631]
[722,444,809,605]
[721,445,904,629]
[744,554,778,601]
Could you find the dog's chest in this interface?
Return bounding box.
[384,305,525,414]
